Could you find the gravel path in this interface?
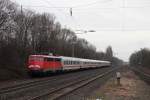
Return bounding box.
[88,67,150,100]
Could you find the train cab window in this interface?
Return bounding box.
[29,56,43,61]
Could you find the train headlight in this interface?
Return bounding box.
[29,65,41,69]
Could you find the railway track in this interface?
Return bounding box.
[0,69,102,94]
[0,67,118,100]
[131,67,150,84]
[29,67,118,100]
[0,77,56,94]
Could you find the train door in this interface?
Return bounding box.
[44,57,54,72]
[54,58,62,71]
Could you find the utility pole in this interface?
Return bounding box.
[72,43,75,57]
[72,36,77,57]
[21,5,23,14]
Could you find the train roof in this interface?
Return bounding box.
[59,56,110,63]
[29,55,110,63]
[29,55,61,59]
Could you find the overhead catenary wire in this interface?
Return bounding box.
[21,0,150,32]
[22,0,150,9]
[71,0,112,8]
[24,0,112,9]
[22,4,150,11]
[41,0,70,17]
[41,0,87,32]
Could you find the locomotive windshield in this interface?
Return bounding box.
[29,56,44,61]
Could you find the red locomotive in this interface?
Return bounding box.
[28,54,111,75]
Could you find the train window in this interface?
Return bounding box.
[64,61,67,64]
[65,61,67,64]
[64,61,66,64]
[68,61,70,64]
[45,58,53,61]
[66,61,68,64]
[70,61,72,65]
[70,61,72,64]
[76,61,78,64]
[72,61,74,65]
[55,58,61,61]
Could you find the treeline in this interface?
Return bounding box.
[0,0,123,79]
[129,48,150,68]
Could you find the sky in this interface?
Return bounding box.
[11,0,150,61]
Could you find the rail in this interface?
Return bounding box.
[28,67,119,100]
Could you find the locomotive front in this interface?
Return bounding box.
[28,55,44,74]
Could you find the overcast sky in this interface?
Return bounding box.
[12,0,150,61]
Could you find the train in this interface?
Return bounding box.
[27,54,111,75]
